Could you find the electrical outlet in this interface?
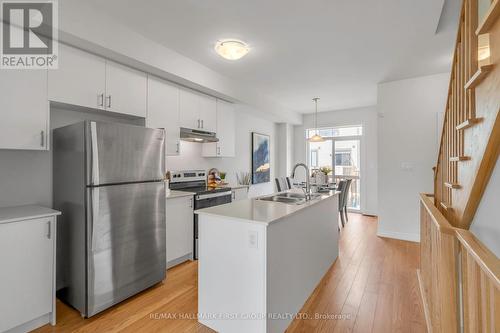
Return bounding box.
[248,230,258,249]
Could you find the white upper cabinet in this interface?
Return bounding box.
[0,69,48,150]
[48,44,147,117]
[147,76,181,156]
[179,88,217,132]
[202,99,236,157]
[48,44,106,110]
[179,88,200,129]
[198,94,217,132]
[105,61,147,117]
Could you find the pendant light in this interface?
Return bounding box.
[308,97,325,142]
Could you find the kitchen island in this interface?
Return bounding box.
[195,190,339,333]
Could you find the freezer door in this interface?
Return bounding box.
[87,121,165,186]
[86,182,166,317]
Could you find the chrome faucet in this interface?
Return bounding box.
[291,163,311,200]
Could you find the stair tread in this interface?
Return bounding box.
[464,65,495,90]
[456,118,483,131]
[450,156,471,162]
[444,182,462,189]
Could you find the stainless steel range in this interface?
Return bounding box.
[170,170,232,259]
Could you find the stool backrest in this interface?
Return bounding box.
[275,177,291,192]
[343,178,353,208]
[336,180,347,211]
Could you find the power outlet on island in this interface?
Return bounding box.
[248,230,258,249]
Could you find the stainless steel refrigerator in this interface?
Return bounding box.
[53,121,166,317]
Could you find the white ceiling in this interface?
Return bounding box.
[88,0,460,113]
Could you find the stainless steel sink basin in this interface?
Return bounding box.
[257,192,323,205]
[278,192,306,199]
[257,195,306,205]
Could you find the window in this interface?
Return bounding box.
[306,125,362,139]
[310,150,319,167]
[306,125,363,211]
[335,150,351,166]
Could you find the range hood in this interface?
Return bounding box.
[180,127,219,143]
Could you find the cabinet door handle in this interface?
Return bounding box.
[176,142,180,153]
[197,119,200,128]
[189,198,193,208]
[232,191,235,200]
[40,130,45,147]
[98,93,104,107]
[201,120,204,128]
[106,95,112,108]
[217,146,221,155]
[46,221,51,239]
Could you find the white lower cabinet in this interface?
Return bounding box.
[0,70,48,150]
[166,195,194,268]
[232,187,249,201]
[0,207,59,333]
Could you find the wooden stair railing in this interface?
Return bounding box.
[419,194,500,333]
[434,0,499,229]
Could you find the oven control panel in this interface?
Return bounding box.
[170,170,206,183]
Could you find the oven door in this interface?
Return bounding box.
[194,191,232,259]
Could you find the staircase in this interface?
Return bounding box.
[434,0,500,230]
[419,0,500,331]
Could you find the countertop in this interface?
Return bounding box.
[0,205,61,224]
[227,184,250,190]
[166,190,196,199]
[196,189,339,225]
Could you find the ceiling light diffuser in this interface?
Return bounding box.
[215,39,250,60]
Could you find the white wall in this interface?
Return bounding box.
[167,105,278,197]
[377,73,449,242]
[293,106,378,215]
[470,159,500,257]
[275,123,294,179]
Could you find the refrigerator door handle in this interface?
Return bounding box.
[90,122,100,186]
[90,187,99,252]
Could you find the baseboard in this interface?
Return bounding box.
[166,253,193,269]
[5,313,51,333]
[416,269,432,333]
[377,230,420,242]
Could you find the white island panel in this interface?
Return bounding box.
[197,191,339,333]
[198,215,267,333]
[266,195,338,333]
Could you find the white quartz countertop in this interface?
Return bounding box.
[166,190,195,199]
[0,205,61,224]
[196,189,339,225]
[228,184,250,190]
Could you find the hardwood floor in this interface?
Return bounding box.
[34,213,426,333]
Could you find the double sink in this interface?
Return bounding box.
[257,192,321,205]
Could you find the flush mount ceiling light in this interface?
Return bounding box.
[309,98,325,142]
[215,39,250,60]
